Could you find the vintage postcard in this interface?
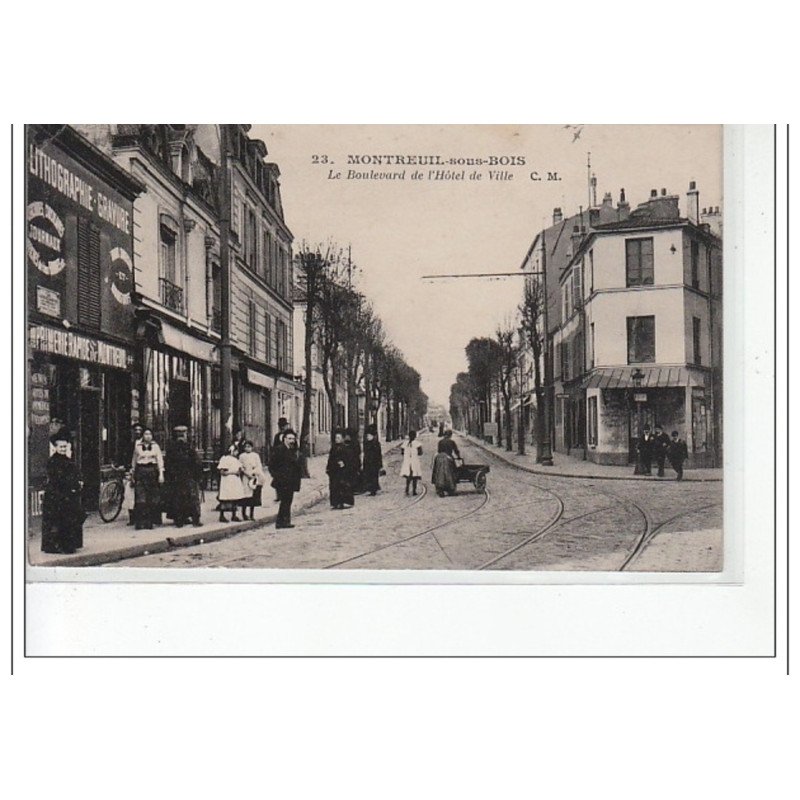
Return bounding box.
[25,124,724,574]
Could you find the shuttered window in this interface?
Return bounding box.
[77,217,101,329]
[627,316,656,363]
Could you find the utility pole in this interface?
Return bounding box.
[218,124,233,452]
[538,228,554,466]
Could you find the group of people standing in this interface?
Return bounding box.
[636,425,689,479]
[326,426,385,510]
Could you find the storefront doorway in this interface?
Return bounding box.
[79,386,101,510]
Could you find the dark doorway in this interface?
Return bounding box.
[169,378,191,431]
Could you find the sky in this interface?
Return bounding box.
[251,125,723,408]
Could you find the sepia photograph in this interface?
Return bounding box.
[25,124,724,574]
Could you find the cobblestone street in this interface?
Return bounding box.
[117,432,723,572]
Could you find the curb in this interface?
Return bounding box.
[461,435,722,483]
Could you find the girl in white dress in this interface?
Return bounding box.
[239,440,267,520]
[217,447,245,522]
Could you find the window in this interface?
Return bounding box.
[276,319,286,371]
[693,316,702,365]
[562,282,572,322]
[244,207,258,269]
[265,312,273,364]
[261,228,270,280]
[560,340,571,381]
[691,240,700,289]
[160,224,177,283]
[588,249,594,293]
[248,300,257,356]
[589,322,595,369]
[573,333,583,376]
[587,396,598,446]
[572,263,583,310]
[209,261,222,332]
[625,237,654,286]
[77,217,101,329]
[627,316,655,363]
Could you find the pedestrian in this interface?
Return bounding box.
[668,430,689,481]
[41,432,85,554]
[231,428,246,456]
[362,424,384,496]
[47,417,73,459]
[344,427,363,493]
[271,418,290,500]
[268,429,302,529]
[636,424,654,475]
[652,424,671,477]
[272,417,289,450]
[164,425,203,528]
[130,427,164,530]
[125,422,144,525]
[239,440,267,520]
[401,429,423,496]
[217,446,245,523]
[432,430,460,497]
[327,429,351,510]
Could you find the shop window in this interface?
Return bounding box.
[693,316,702,365]
[627,315,655,363]
[77,217,101,329]
[625,237,654,286]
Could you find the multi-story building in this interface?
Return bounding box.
[27,125,145,511]
[74,124,294,463]
[554,184,722,466]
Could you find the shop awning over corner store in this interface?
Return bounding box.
[580,366,708,391]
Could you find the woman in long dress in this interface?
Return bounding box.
[239,440,267,520]
[432,430,460,497]
[217,447,246,522]
[362,425,383,496]
[400,430,423,496]
[41,435,84,554]
[327,430,352,510]
[130,428,164,530]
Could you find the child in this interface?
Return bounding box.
[239,440,266,520]
[217,447,245,522]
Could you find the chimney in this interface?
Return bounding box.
[552,207,563,225]
[602,191,613,208]
[686,180,700,224]
[650,189,658,198]
[700,203,722,237]
[618,188,631,221]
[570,224,583,253]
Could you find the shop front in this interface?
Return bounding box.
[238,365,273,461]
[582,367,716,467]
[28,325,135,510]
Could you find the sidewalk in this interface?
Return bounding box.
[460,433,722,482]
[29,450,331,568]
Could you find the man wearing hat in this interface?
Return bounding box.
[164,425,203,528]
[362,424,384,496]
[41,430,84,554]
[636,424,655,475]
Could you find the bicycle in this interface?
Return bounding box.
[98,465,128,523]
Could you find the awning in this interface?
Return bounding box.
[581,366,708,390]
[160,322,218,363]
[242,367,273,390]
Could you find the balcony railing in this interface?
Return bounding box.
[160,277,184,313]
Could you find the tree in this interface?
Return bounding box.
[518,270,548,461]
[495,323,519,452]
[466,337,502,439]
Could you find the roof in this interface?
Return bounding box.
[592,217,690,232]
[581,366,709,390]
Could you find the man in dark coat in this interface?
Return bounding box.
[272,418,289,450]
[668,430,689,481]
[362,425,383,496]
[164,426,203,527]
[327,430,353,510]
[652,424,671,477]
[41,434,85,554]
[636,425,655,475]
[344,428,363,494]
[269,429,302,528]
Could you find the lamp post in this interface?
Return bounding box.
[631,367,645,475]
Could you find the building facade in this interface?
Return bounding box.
[27,125,145,510]
[554,185,722,466]
[74,124,295,464]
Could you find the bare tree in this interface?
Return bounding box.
[495,322,519,452]
[518,271,547,459]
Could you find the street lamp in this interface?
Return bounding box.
[631,367,646,475]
